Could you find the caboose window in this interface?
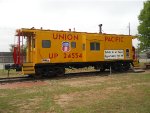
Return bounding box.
[42,40,51,48]
[126,49,130,58]
[71,42,76,48]
[90,42,100,51]
[96,43,100,50]
[90,42,95,50]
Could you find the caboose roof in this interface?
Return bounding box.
[15,28,135,38]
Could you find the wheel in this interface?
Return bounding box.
[27,74,35,78]
[34,67,43,78]
[122,63,130,71]
[100,68,105,72]
[55,67,65,77]
[35,66,65,78]
[112,62,123,72]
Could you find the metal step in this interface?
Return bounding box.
[131,67,145,73]
[133,69,145,73]
[133,60,140,67]
[22,63,35,75]
[23,67,34,71]
[23,70,35,75]
[23,63,35,67]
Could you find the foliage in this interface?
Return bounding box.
[138,1,150,50]
[9,44,15,52]
[9,44,26,54]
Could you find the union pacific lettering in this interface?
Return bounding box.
[105,36,123,42]
[53,33,78,40]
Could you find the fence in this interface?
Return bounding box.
[0,52,26,69]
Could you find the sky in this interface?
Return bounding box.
[0,0,145,52]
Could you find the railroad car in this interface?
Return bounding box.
[9,27,137,76]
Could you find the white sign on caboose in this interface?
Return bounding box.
[104,50,124,60]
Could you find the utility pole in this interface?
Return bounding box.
[129,22,130,35]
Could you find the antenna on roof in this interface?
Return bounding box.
[98,24,102,34]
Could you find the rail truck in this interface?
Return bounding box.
[5,27,138,77]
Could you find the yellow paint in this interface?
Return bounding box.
[18,28,134,74]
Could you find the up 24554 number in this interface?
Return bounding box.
[64,53,82,59]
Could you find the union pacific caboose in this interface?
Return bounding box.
[11,27,137,76]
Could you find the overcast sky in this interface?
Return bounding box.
[0,0,144,52]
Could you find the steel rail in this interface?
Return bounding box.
[0,70,137,84]
[0,76,34,84]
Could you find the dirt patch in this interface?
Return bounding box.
[60,76,115,87]
[54,86,121,109]
[143,69,150,74]
[0,80,48,89]
[54,80,149,113]
[54,94,74,108]
[15,98,43,113]
[126,82,150,88]
[54,79,150,111]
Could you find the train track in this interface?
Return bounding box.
[0,76,34,84]
[0,71,108,84]
[0,69,141,84]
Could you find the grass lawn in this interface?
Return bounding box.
[0,69,25,78]
[0,71,150,113]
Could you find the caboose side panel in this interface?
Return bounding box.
[35,31,84,64]
[103,35,133,61]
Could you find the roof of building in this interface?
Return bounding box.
[0,52,12,56]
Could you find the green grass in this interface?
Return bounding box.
[0,72,150,113]
[0,69,23,78]
[71,84,150,113]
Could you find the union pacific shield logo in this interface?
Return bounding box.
[62,42,70,52]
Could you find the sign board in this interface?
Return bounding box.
[104,50,124,60]
[42,59,50,63]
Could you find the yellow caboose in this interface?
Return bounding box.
[14,28,134,76]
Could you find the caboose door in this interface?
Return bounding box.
[86,35,104,62]
[26,36,35,63]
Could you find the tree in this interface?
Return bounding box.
[138,1,150,50]
[9,44,26,54]
[9,44,15,52]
